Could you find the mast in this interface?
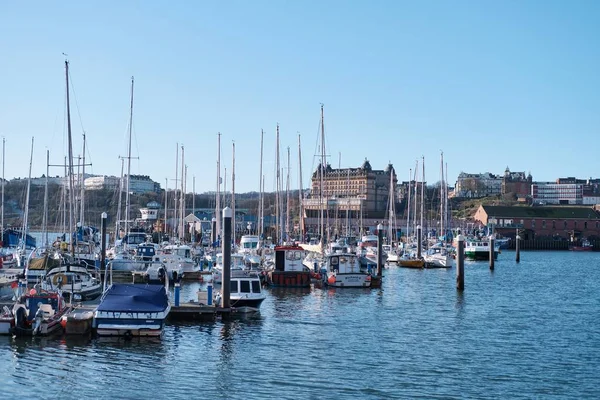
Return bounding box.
[215,133,221,241]
[116,158,124,239]
[406,168,411,243]
[297,133,304,240]
[286,146,290,242]
[232,141,236,247]
[42,150,49,247]
[388,166,394,245]
[174,142,179,240]
[420,156,425,242]
[180,145,185,241]
[319,104,325,247]
[124,76,134,237]
[164,178,168,237]
[259,129,264,238]
[66,60,75,255]
[80,133,86,227]
[413,160,418,237]
[335,152,341,239]
[275,124,280,245]
[62,156,67,235]
[440,151,444,242]
[445,161,449,239]
[21,137,34,252]
[346,167,350,237]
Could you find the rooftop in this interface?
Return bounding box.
[481,205,600,220]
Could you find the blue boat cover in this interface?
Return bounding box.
[97,284,168,313]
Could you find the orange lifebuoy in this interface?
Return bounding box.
[327,275,336,285]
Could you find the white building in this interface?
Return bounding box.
[531,182,583,205]
[454,172,502,198]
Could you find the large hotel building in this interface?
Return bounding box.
[303,159,397,238]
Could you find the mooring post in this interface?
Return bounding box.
[489,236,495,270]
[515,230,521,263]
[100,212,107,271]
[456,234,465,291]
[174,279,180,307]
[222,207,232,309]
[207,283,213,306]
[376,223,383,277]
[417,225,422,259]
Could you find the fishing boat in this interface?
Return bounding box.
[267,245,311,287]
[464,239,499,261]
[11,286,72,336]
[324,252,371,288]
[93,284,171,337]
[227,271,266,312]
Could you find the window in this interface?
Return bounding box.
[531,219,536,229]
[251,281,261,293]
[574,221,578,229]
[552,220,556,229]
[584,221,588,229]
[542,220,546,229]
[240,280,251,293]
[564,221,568,228]
[230,281,238,293]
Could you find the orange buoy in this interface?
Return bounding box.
[327,275,336,285]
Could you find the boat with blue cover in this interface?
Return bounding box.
[93,284,171,337]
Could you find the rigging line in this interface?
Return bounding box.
[67,67,88,139]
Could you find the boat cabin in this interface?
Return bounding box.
[274,246,305,272]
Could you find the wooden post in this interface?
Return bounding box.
[222,207,232,309]
[376,223,383,277]
[456,235,464,291]
[489,237,495,270]
[417,225,422,259]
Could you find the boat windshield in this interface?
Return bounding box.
[286,251,303,261]
[230,281,238,293]
[251,280,261,293]
[243,242,258,249]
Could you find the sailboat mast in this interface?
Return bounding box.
[1,138,4,233]
[420,156,425,241]
[80,133,86,227]
[124,76,134,237]
[388,167,394,245]
[346,168,350,237]
[406,168,411,243]
[297,133,304,240]
[116,158,124,238]
[232,141,236,247]
[258,129,264,237]
[413,160,418,237]
[42,150,49,247]
[22,137,34,250]
[215,133,221,240]
[440,152,444,241]
[180,145,185,240]
[319,104,325,246]
[286,146,290,242]
[174,143,179,240]
[275,124,280,245]
[445,161,449,238]
[65,60,75,254]
[164,178,168,236]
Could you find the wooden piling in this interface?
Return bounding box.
[456,235,464,291]
[100,212,107,271]
[489,237,495,270]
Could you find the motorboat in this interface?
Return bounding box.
[324,252,371,288]
[424,245,453,268]
[93,283,171,337]
[224,271,266,312]
[41,264,103,301]
[267,245,311,288]
[11,286,72,336]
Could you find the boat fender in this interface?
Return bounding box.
[52,274,67,287]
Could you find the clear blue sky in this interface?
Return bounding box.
[1,0,599,193]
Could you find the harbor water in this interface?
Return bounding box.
[1,251,599,399]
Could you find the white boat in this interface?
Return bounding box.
[465,239,499,261]
[42,264,103,301]
[212,253,246,284]
[325,252,371,288]
[423,246,453,268]
[224,271,266,312]
[161,244,200,274]
[382,244,400,263]
[93,283,171,337]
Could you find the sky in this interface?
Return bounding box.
[1,0,599,193]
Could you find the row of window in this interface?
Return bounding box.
[528,220,598,229]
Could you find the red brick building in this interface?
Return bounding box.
[473,205,600,240]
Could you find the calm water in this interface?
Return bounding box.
[1,251,599,399]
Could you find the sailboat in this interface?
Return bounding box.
[424,152,453,268]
